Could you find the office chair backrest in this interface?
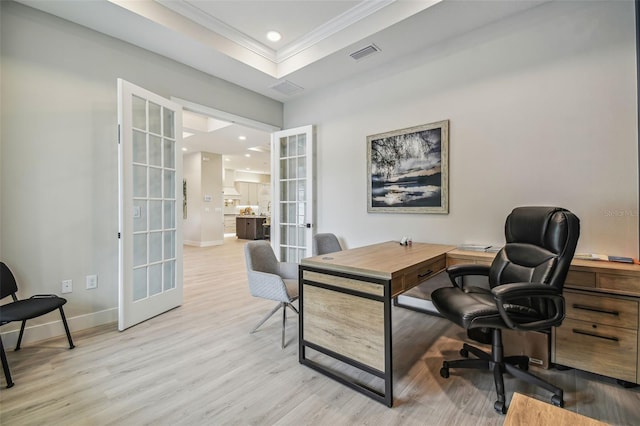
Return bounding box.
[489,207,580,316]
[244,241,279,275]
[1,262,19,300]
[313,233,342,256]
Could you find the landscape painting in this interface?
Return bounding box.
[367,120,449,213]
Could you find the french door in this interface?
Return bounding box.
[271,125,315,262]
[117,79,183,331]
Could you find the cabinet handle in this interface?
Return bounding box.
[572,304,619,316]
[418,270,433,279]
[572,328,619,342]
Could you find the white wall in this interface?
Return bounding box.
[284,1,639,257]
[0,1,282,342]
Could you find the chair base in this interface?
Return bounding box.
[439,329,563,414]
[250,301,298,349]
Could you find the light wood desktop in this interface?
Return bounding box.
[298,241,455,407]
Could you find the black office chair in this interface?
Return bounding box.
[0,262,75,388]
[431,207,580,414]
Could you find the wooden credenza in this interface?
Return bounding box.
[446,250,640,385]
[553,260,640,384]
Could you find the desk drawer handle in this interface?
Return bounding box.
[572,328,619,342]
[572,304,619,316]
[417,270,434,279]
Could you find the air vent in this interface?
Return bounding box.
[270,80,304,96]
[349,43,381,61]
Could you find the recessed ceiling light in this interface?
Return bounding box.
[238,135,247,140]
[245,154,251,157]
[266,31,281,42]
[225,158,230,161]
[181,147,188,151]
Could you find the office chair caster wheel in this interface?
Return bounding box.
[494,401,507,414]
[551,395,564,408]
[440,362,450,379]
[459,348,469,358]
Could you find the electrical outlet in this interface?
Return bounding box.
[61,280,73,294]
[86,274,98,290]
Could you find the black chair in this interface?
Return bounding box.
[0,262,75,388]
[431,207,580,414]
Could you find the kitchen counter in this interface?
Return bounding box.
[236,216,269,240]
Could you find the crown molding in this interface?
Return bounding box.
[156,0,395,65]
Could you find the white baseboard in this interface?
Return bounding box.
[0,307,118,350]
[183,240,223,247]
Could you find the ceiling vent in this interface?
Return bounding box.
[270,80,304,96]
[349,43,381,61]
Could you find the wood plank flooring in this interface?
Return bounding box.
[1,237,639,425]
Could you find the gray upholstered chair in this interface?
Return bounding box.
[312,233,343,256]
[244,241,298,349]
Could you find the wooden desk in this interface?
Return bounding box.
[504,392,608,425]
[298,241,454,406]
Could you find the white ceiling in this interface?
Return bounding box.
[17,0,548,172]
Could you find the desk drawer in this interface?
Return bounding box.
[394,256,446,296]
[565,291,638,329]
[554,318,637,383]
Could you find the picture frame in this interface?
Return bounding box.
[367,120,449,214]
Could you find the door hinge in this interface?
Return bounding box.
[117,125,121,144]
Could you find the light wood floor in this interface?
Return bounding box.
[1,237,639,425]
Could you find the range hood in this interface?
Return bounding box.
[223,186,241,198]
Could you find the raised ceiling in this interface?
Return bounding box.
[16,0,548,172]
[18,0,547,102]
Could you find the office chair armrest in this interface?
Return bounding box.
[492,283,565,331]
[278,262,299,280]
[31,294,61,299]
[446,264,490,289]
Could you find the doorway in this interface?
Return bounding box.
[172,98,279,246]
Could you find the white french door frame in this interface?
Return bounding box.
[271,125,316,263]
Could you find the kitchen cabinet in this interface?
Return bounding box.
[236,182,260,205]
[224,215,236,233]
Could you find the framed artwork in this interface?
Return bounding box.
[367,120,449,214]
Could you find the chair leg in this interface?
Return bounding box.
[59,307,75,349]
[0,338,14,388]
[250,302,283,334]
[15,321,27,351]
[282,302,286,349]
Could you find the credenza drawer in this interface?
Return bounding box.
[554,318,637,383]
[564,291,638,329]
[565,270,596,288]
[599,273,640,294]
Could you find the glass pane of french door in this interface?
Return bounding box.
[131,95,178,301]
